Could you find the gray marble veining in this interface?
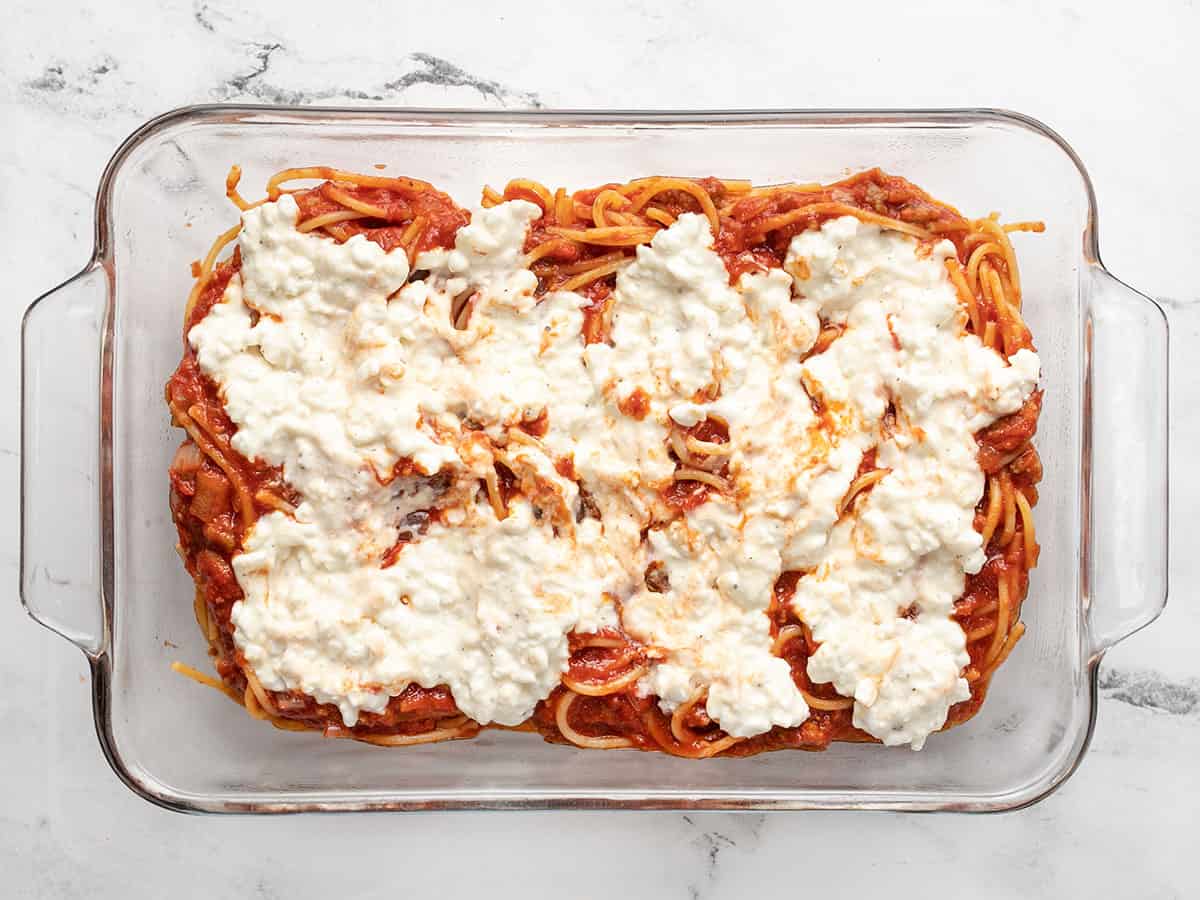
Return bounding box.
[2,1,1198,897]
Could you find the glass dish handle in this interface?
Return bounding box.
[1159,292,1200,653]
[20,264,108,658]
[1085,265,1169,659]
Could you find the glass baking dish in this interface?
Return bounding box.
[20,107,1169,813]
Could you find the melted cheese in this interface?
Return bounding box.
[188,198,1040,749]
[624,499,809,738]
[606,219,816,737]
[611,215,1039,747]
[784,217,1039,748]
[190,197,626,726]
[234,501,621,726]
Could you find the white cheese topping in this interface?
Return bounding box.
[614,215,1038,747]
[189,197,627,726]
[188,197,1039,749]
[623,499,810,738]
[782,217,1039,748]
[233,501,622,726]
[604,218,815,737]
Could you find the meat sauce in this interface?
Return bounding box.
[169,172,1040,753]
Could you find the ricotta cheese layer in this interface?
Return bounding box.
[188,195,1039,747]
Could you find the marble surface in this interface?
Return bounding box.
[3,1,1199,897]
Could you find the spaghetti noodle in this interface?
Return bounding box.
[168,166,1042,756]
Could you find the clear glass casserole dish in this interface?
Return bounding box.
[20,107,1169,813]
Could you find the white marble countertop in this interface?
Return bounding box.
[2,1,1198,896]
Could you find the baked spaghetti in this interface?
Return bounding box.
[167,167,1042,755]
